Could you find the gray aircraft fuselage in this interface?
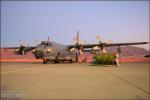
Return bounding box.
[33,41,77,62]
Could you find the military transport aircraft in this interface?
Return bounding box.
[2,31,149,64]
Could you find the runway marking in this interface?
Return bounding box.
[1,68,36,75]
[101,68,150,95]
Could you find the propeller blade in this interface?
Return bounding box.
[80,41,87,45]
[70,31,84,55]
[96,34,102,42]
[48,36,50,42]
[73,37,77,44]
[35,40,40,46]
[76,31,80,44]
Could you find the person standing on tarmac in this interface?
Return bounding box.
[115,53,120,66]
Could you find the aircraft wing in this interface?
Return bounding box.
[68,42,149,49]
[1,46,37,55]
[1,47,20,49]
[2,46,36,50]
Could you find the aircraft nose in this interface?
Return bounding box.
[33,50,44,59]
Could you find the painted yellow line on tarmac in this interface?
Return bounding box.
[1,68,36,75]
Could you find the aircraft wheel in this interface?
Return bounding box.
[43,59,47,64]
[46,59,52,64]
[54,57,60,63]
[70,58,73,63]
[54,60,59,63]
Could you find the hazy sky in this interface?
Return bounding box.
[1,1,149,49]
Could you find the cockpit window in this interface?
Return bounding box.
[41,41,52,46]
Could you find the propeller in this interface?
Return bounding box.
[73,37,77,45]
[47,36,50,42]
[76,30,80,45]
[16,40,31,55]
[16,40,26,55]
[96,34,107,53]
[96,34,102,43]
[75,31,84,55]
[70,31,84,55]
[35,40,40,46]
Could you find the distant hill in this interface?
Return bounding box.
[1,45,149,59]
[106,46,149,57]
[1,49,35,59]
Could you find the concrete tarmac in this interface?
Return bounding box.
[1,62,150,99]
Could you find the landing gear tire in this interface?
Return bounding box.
[54,59,59,63]
[47,59,52,64]
[70,58,73,63]
[43,59,47,64]
[54,57,59,63]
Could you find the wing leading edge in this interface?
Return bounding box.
[68,42,149,49]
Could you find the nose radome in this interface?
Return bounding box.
[33,50,44,59]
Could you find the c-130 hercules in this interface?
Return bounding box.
[3,31,149,64]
